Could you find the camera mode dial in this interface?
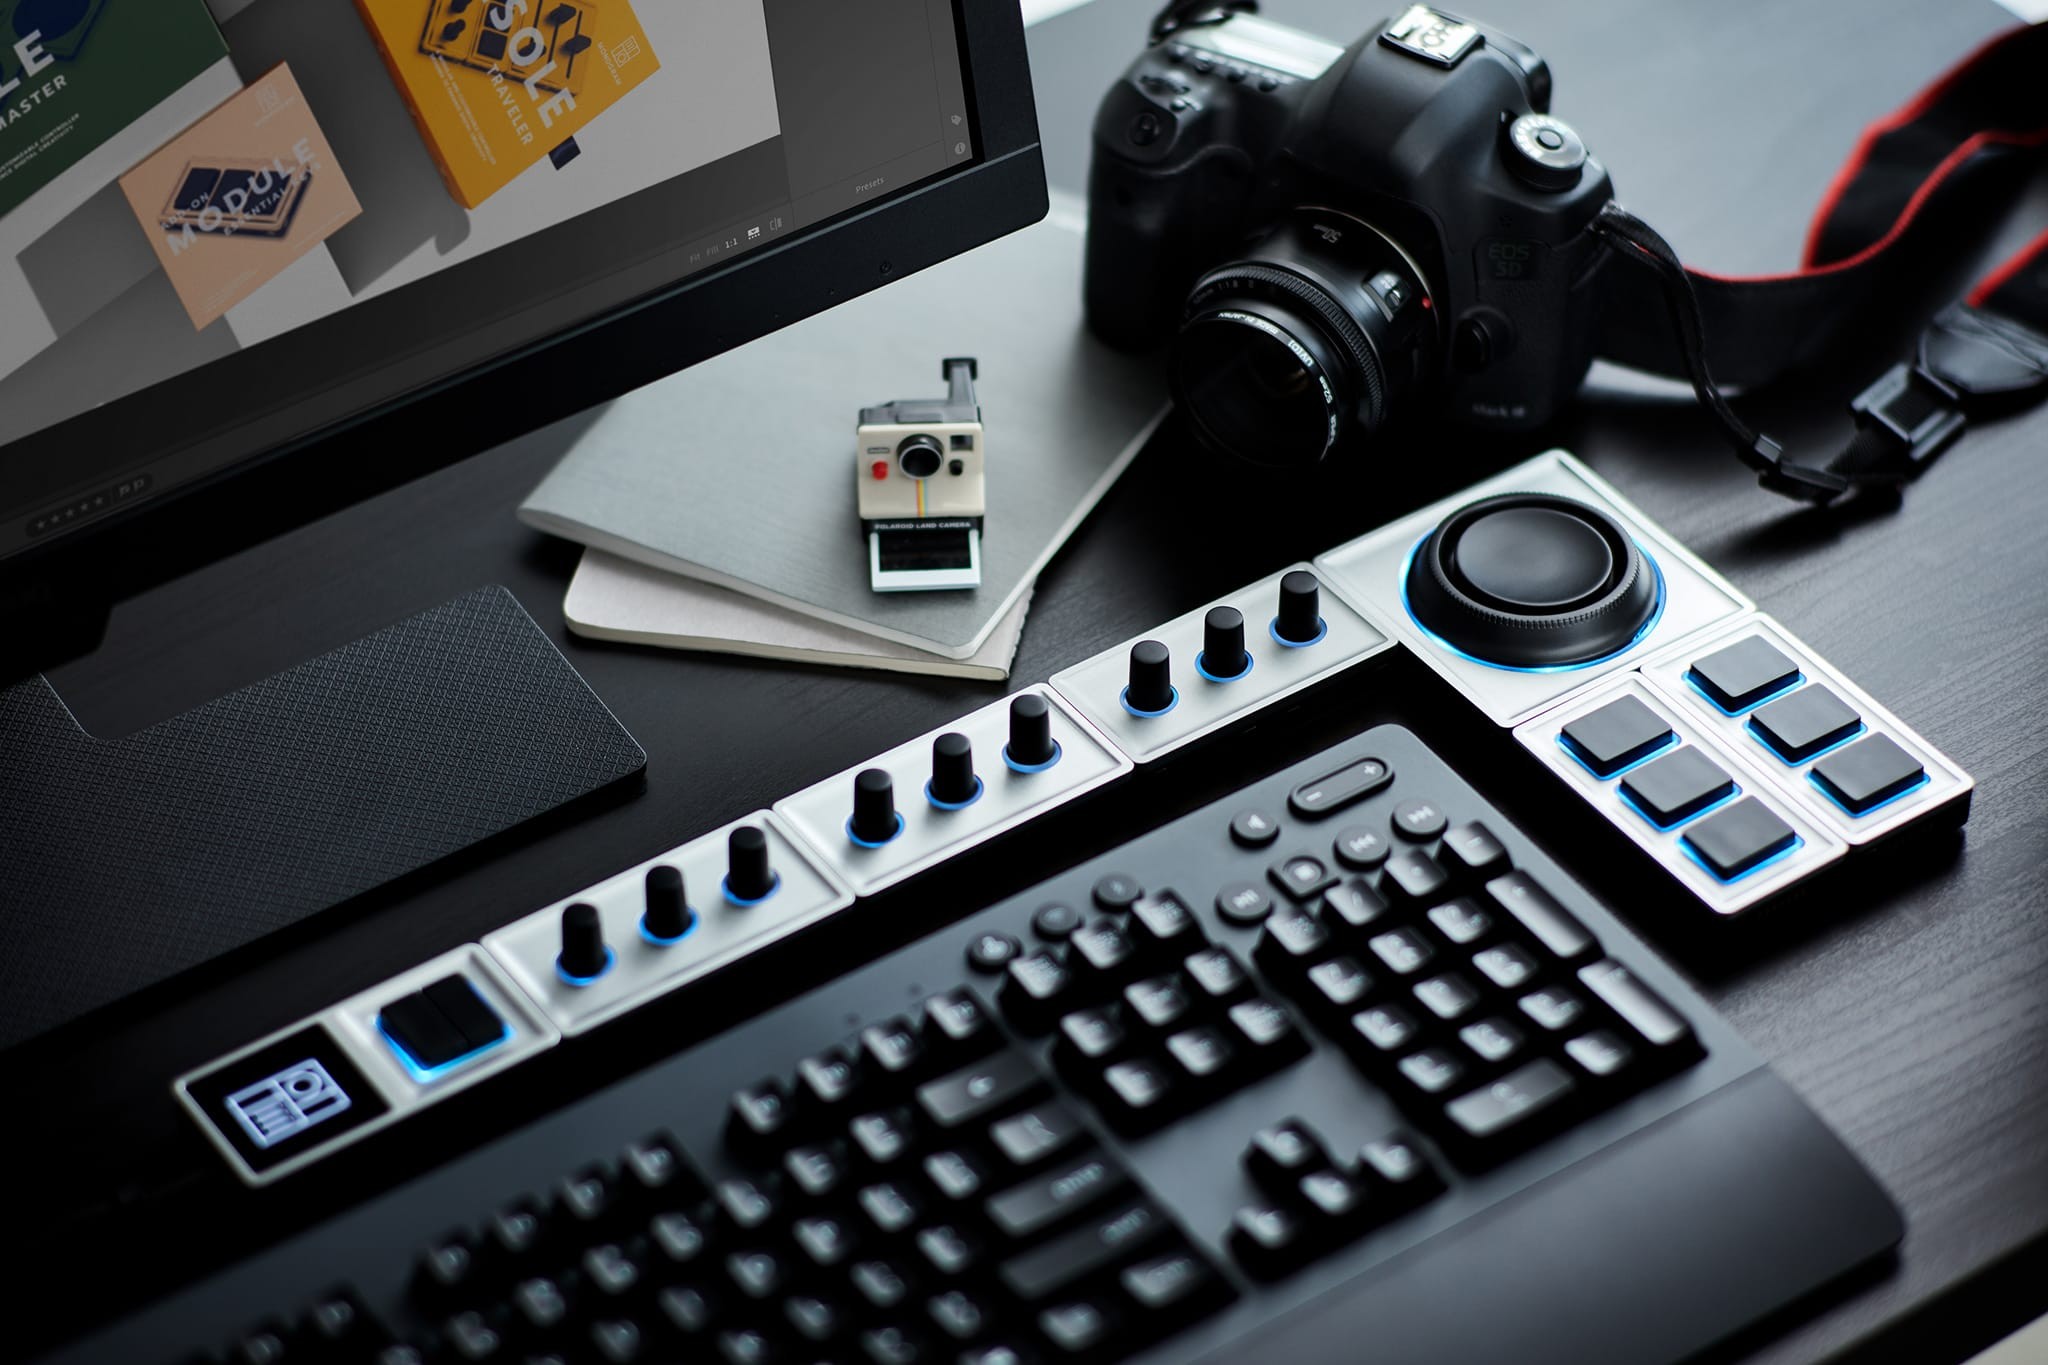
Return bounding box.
[1502,113,1586,192]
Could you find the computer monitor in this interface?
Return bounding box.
[0,0,1044,674]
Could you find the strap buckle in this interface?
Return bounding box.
[1845,362,1966,483]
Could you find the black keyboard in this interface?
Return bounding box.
[52,724,1899,1365]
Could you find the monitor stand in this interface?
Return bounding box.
[0,585,646,1052]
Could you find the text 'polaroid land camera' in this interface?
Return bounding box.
[857,358,985,592]
[1087,5,1612,467]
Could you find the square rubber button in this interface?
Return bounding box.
[1620,747,1735,828]
[1681,798,1798,880]
[1749,685,1862,762]
[1811,733,1925,814]
[1560,695,1673,776]
[1687,635,1801,712]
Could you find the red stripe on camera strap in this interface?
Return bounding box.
[1595,21,2048,501]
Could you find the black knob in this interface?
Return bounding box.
[1005,693,1059,769]
[1125,640,1175,714]
[643,865,693,942]
[850,768,900,844]
[557,901,609,981]
[1201,605,1249,679]
[1276,570,1323,644]
[726,825,776,902]
[1502,113,1587,192]
[930,733,978,806]
[1404,492,1660,668]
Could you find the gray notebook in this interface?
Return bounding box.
[519,201,1167,658]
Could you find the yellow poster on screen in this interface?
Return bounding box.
[354,0,659,208]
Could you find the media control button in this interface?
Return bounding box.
[1681,798,1799,880]
[1687,635,1802,712]
[1560,696,1674,776]
[1287,757,1392,819]
[1750,686,1863,763]
[1811,734,1926,813]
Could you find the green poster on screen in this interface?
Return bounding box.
[0,0,228,222]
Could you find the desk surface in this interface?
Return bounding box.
[9,0,2048,1361]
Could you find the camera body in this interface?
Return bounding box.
[1086,6,1615,464]
[856,357,986,592]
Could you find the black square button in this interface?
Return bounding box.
[1687,635,1802,712]
[379,975,506,1072]
[1620,747,1735,828]
[1749,685,1862,763]
[1682,798,1798,880]
[1812,733,1926,814]
[1560,695,1674,777]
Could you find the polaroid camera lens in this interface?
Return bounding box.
[1173,212,1437,467]
[897,434,944,480]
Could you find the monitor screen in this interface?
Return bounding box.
[0,0,987,562]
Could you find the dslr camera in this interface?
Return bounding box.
[1087,4,1615,467]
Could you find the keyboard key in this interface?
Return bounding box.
[850,1259,915,1313]
[1565,1030,1635,1078]
[849,1108,916,1169]
[1320,877,1390,935]
[1518,986,1587,1033]
[556,1167,611,1226]
[1068,919,1140,991]
[917,1052,1045,1129]
[1164,1026,1235,1085]
[1681,798,1799,879]
[915,1223,980,1277]
[1119,1247,1223,1317]
[792,1214,859,1268]
[1002,950,1077,1031]
[1392,798,1447,840]
[784,1295,844,1344]
[714,1177,779,1235]
[1482,873,1596,962]
[1288,756,1393,819]
[966,932,1023,974]
[1688,635,1801,712]
[582,1243,640,1298]
[726,1248,786,1300]
[1397,1048,1465,1095]
[1255,907,1331,975]
[928,1288,990,1340]
[511,1276,568,1333]
[1358,1134,1443,1201]
[1039,1300,1115,1355]
[1128,890,1205,959]
[986,1152,1130,1240]
[1458,1017,1527,1066]
[1381,849,1450,906]
[1750,685,1862,762]
[1367,926,1434,976]
[783,1142,848,1201]
[1413,972,1481,1022]
[1225,998,1306,1067]
[1441,818,1507,879]
[856,1183,922,1238]
[1230,808,1282,847]
[1100,1057,1176,1128]
[1122,975,1193,1032]
[1812,733,1926,813]
[1215,880,1273,926]
[1032,902,1086,940]
[999,1199,1170,1302]
[728,1081,792,1155]
[591,1318,644,1362]
[1056,1005,1128,1065]
[1621,748,1736,827]
[859,1018,926,1084]
[1472,942,1539,991]
[923,1149,986,1204]
[1560,695,1674,775]
[1297,1166,1369,1224]
[1244,1118,1330,1194]
[1183,946,1255,1006]
[1304,956,1374,1017]
[923,989,997,1058]
[716,1329,781,1364]
[1228,1203,1309,1279]
[1350,1003,1420,1055]
[1092,873,1144,912]
[990,1103,1087,1168]
[859,1325,926,1364]
[649,1211,708,1267]
[1268,851,1338,900]
[622,1133,691,1197]
[1444,1058,1577,1147]
[1426,897,1493,947]
[1333,824,1391,870]
[1577,960,1698,1058]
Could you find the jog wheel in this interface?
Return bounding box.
[1404,493,1660,668]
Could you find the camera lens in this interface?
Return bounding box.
[897,434,944,480]
[1173,211,1437,467]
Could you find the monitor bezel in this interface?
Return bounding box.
[0,0,1044,675]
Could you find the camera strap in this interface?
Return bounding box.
[1593,20,2048,503]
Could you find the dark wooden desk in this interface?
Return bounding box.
[10,0,2046,1360]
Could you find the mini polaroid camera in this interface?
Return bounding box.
[857,357,985,592]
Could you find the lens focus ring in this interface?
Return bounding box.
[1196,263,1387,429]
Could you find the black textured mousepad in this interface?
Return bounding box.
[0,586,646,1051]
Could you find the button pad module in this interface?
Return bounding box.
[1515,675,1844,915]
[1639,614,1972,847]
